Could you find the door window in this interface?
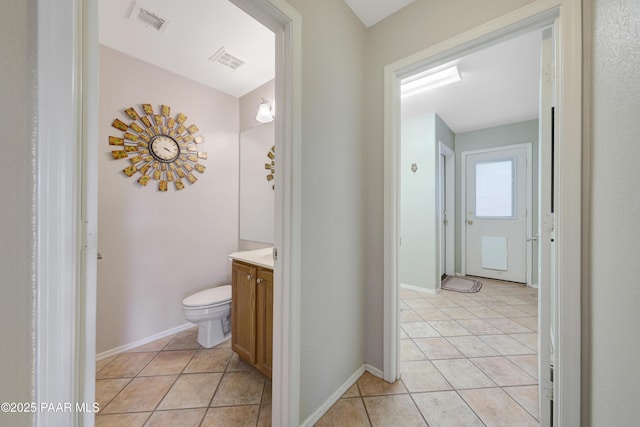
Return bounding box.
[474,159,515,218]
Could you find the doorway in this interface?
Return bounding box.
[384,3,582,426]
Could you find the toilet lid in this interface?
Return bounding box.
[182,285,231,307]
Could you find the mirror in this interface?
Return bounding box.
[239,122,275,243]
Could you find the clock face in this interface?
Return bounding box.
[150,135,180,163]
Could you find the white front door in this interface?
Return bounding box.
[465,146,528,283]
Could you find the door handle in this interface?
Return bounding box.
[467,220,473,225]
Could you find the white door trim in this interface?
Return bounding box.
[383,1,582,425]
[460,143,533,285]
[438,142,455,277]
[36,0,302,426]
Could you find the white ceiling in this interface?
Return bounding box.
[99,0,275,98]
[401,30,543,133]
[100,1,540,133]
[343,0,415,27]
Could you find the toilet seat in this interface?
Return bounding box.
[182,285,231,309]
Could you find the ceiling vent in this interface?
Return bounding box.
[209,47,245,70]
[127,2,171,33]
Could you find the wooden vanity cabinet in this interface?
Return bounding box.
[231,260,273,378]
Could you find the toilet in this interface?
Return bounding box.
[182,285,232,348]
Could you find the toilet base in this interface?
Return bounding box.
[197,323,231,348]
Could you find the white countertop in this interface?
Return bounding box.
[228,247,274,269]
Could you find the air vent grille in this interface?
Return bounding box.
[209,47,245,70]
[137,8,165,30]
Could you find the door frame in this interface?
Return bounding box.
[35,0,302,425]
[460,143,533,285]
[438,142,455,278]
[383,0,582,425]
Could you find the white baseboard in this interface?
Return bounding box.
[96,322,194,361]
[401,283,440,295]
[300,365,366,427]
[529,283,539,289]
[365,364,383,379]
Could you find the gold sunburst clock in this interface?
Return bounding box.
[265,145,275,190]
[109,104,208,192]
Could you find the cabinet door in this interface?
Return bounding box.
[232,261,257,363]
[256,268,273,378]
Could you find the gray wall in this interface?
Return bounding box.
[284,0,367,423]
[400,114,438,290]
[364,0,539,369]
[589,0,640,423]
[0,1,36,426]
[454,120,539,283]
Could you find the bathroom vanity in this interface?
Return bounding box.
[228,248,274,378]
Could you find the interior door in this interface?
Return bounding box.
[465,146,527,282]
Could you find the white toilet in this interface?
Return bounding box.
[182,285,232,348]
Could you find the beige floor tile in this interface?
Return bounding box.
[455,319,502,335]
[401,321,440,338]
[472,296,505,306]
[486,318,535,334]
[400,361,451,392]
[342,383,360,398]
[127,335,174,353]
[446,336,500,358]
[513,317,539,332]
[364,395,427,427]
[138,350,196,376]
[96,355,117,373]
[400,328,409,339]
[226,352,255,372]
[438,306,478,320]
[157,373,222,410]
[95,378,131,410]
[201,405,260,427]
[401,339,427,361]
[144,408,206,427]
[490,305,530,317]
[427,298,460,308]
[257,403,272,427]
[480,335,535,356]
[444,295,483,307]
[210,371,265,407]
[96,352,157,379]
[507,355,539,380]
[262,382,272,403]
[432,359,495,389]
[459,388,539,427]
[404,298,434,309]
[316,398,370,427]
[95,412,151,427]
[357,371,407,396]
[465,306,505,319]
[510,333,538,352]
[517,304,539,316]
[101,375,177,414]
[414,307,451,321]
[412,391,484,427]
[184,348,232,373]
[413,337,463,360]
[471,356,537,386]
[400,308,423,322]
[400,289,423,299]
[164,329,204,351]
[504,385,540,420]
[428,320,472,337]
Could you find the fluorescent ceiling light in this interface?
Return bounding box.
[401,65,461,98]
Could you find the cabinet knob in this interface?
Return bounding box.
[256,278,263,284]
[247,274,253,280]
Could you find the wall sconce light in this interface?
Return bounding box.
[256,99,274,123]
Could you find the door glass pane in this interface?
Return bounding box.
[475,159,514,218]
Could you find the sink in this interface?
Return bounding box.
[228,247,274,269]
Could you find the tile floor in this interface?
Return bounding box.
[96,276,538,426]
[316,276,540,427]
[95,328,272,427]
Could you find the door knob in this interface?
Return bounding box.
[467,220,473,225]
[443,219,449,225]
